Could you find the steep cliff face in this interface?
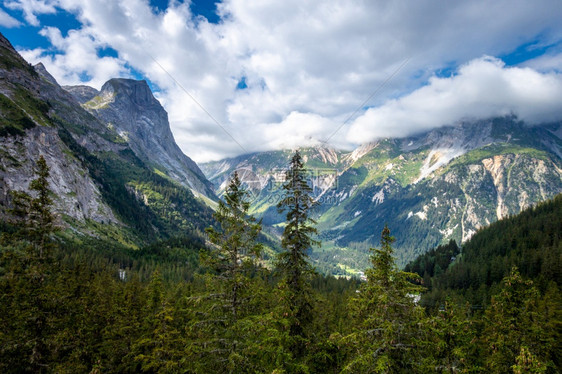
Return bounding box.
[0,33,118,225]
[65,79,216,200]
[0,126,118,224]
[0,32,213,245]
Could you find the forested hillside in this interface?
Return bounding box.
[1,155,559,373]
[406,193,562,307]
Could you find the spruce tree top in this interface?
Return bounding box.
[277,151,320,256]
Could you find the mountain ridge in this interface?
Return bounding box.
[2,29,561,274]
[0,31,213,246]
[202,116,562,272]
[64,78,217,201]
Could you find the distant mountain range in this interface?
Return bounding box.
[1,30,561,275]
[202,117,562,272]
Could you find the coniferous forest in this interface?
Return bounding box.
[1,152,561,373]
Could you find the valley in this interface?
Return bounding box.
[1,27,561,275]
[202,118,562,272]
[1,3,561,370]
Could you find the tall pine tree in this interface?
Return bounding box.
[482,268,556,373]
[276,150,320,359]
[343,225,425,373]
[204,171,263,322]
[187,172,263,372]
[29,155,55,256]
[0,155,58,372]
[7,155,56,258]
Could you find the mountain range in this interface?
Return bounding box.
[1,31,561,274]
[201,117,562,271]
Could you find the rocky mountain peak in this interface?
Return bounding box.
[33,63,59,86]
[0,34,120,225]
[313,145,340,165]
[65,78,216,200]
[0,32,12,50]
[102,78,157,108]
[0,34,41,93]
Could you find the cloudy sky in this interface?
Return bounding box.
[1,0,562,162]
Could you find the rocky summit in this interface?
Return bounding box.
[65,78,216,200]
[0,32,213,246]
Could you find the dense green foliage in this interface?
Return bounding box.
[404,239,460,287]
[276,151,320,360]
[190,172,265,370]
[0,157,560,373]
[341,225,426,372]
[56,125,213,243]
[409,194,562,307]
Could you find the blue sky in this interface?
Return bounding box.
[0,1,220,91]
[1,0,562,162]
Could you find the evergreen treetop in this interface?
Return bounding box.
[276,151,319,278]
[204,171,263,322]
[275,151,320,360]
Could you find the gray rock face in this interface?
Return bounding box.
[0,126,118,224]
[64,85,99,103]
[0,34,40,94]
[34,63,58,86]
[1,31,213,244]
[66,78,216,200]
[0,47,119,224]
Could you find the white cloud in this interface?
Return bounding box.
[8,0,562,162]
[522,52,562,72]
[255,112,337,151]
[4,0,56,26]
[19,26,129,89]
[347,57,562,143]
[0,8,21,27]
